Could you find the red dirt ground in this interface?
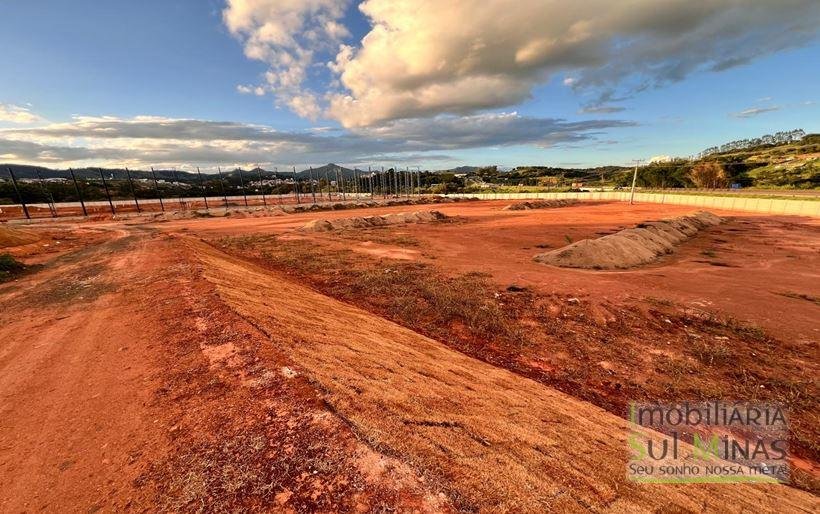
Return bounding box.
[0,199,817,511]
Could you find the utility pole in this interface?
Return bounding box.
[630,159,643,205]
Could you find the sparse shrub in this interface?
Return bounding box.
[690,340,732,366]
[0,253,24,280]
[688,162,728,188]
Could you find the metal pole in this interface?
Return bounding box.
[217,166,229,209]
[69,168,87,216]
[237,167,249,207]
[98,168,116,215]
[630,160,642,205]
[171,168,184,210]
[255,167,267,207]
[125,168,141,213]
[368,166,373,198]
[308,167,317,204]
[292,166,300,204]
[35,168,57,217]
[334,168,340,200]
[325,170,331,200]
[197,167,209,210]
[339,167,346,201]
[6,167,30,220]
[275,167,282,205]
[150,167,165,212]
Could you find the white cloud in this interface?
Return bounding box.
[237,84,266,96]
[287,92,322,120]
[324,0,820,127]
[730,106,781,118]
[223,0,350,112]
[225,0,820,126]
[0,103,42,124]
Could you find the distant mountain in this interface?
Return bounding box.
[299,163,356,179]
[1,164,218,182]
[445,166,480,174]
[0,163,375,182]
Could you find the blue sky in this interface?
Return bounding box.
[1,0,819,170]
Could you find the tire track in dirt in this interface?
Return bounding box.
[190,238,819,512]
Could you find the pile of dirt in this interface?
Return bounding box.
[0,225,40,248]
[534,211,723,269]
[302,210,448,232]
[502,199,579,210]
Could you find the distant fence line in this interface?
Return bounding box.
[3,188,819,221]
[442,191,820,217]
[1,164,423,220]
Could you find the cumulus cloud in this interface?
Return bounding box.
[730,106,781,118]
[326,0,820,126]
[0,103,42,124]
[227,0,820,126]
[0,112,629,168]
[223,0,350,111]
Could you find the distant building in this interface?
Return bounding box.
[698,129,805,158]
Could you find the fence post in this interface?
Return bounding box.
[256,167,267,207]
[69,168,88,216]
[292,166,300,204]
[237,167,249,207]
[308,167,317,204]
[196,167,209,210]
[98,168,116,215]
[150,167,165,212]
[217,166,229,209]
[125,168,141,213]
[6,167,30,220]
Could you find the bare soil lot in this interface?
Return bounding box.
[0,199,817,511]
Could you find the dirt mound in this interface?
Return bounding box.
[503,199,579,210]
[302,210,448,232]
[534,211,723,269]
[0,225,40,248]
